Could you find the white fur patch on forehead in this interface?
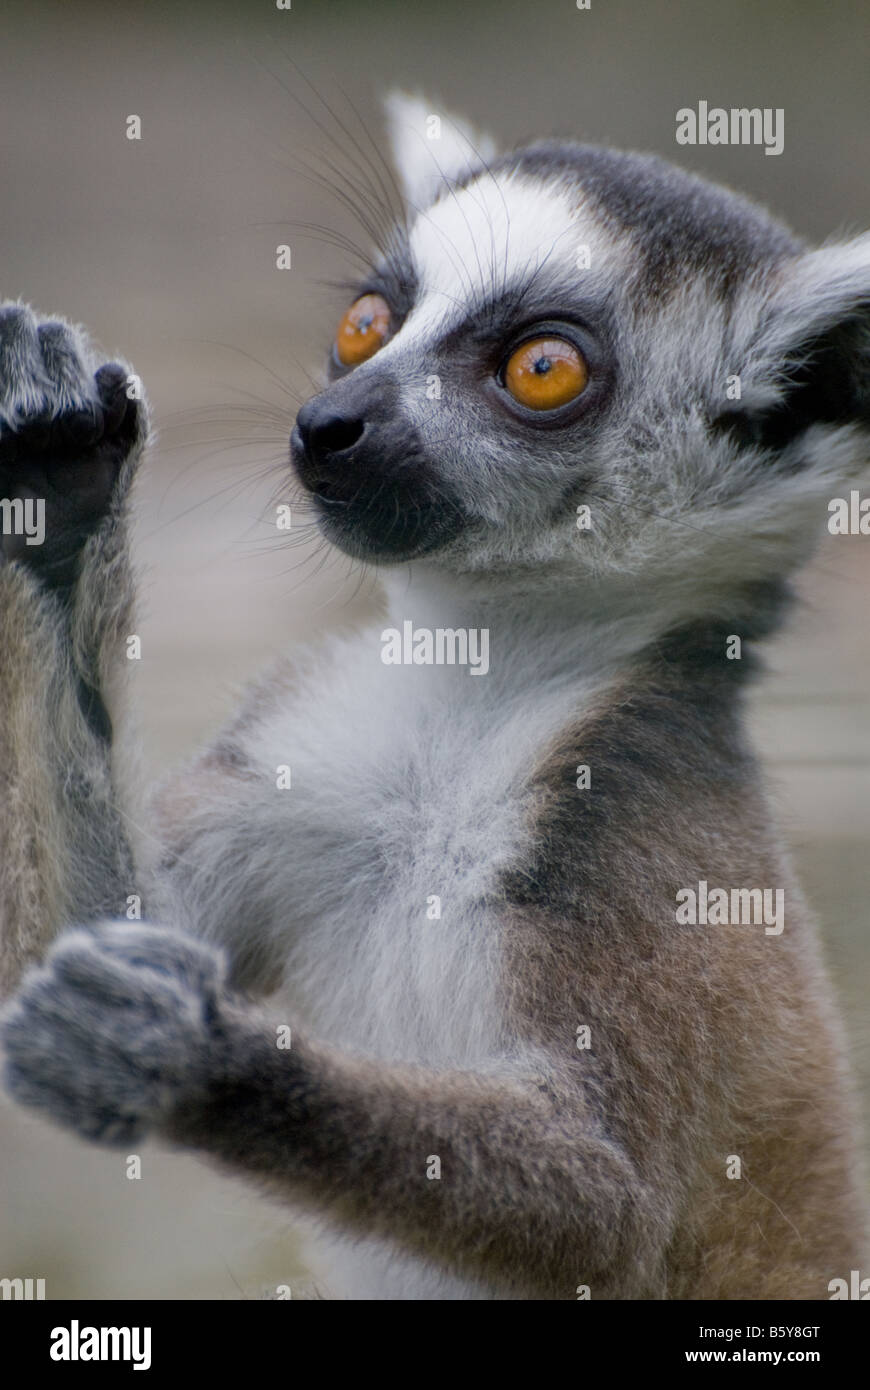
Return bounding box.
[401,171,620,339]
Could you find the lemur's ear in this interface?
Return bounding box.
[716,235,870,457]
[384,92,498,211]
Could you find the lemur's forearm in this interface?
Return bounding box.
[0,566,85,993]
[0,306,144,996]
[0,557,137,995]
[168,1016,651,1296]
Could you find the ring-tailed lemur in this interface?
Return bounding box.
[1,95,868,1300]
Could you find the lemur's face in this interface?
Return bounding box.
[291,99,870,590]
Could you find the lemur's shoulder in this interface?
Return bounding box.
[503,608,779,907]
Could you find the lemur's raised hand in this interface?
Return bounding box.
[2,97,869,1299]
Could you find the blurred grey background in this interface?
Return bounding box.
[0,0,868,1298]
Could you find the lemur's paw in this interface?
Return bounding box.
[1,923,228,1147]
[0,302,143,589]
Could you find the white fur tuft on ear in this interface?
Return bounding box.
[384,92,498,211]
[760,233,870,366]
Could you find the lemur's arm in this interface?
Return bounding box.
[0,303,144,996]
[1,921,659,1298]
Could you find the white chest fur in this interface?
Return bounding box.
[239,606,611,1070]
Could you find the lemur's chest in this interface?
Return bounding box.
[253,641,590,1064]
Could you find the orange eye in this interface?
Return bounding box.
[503,337,589,411]
[335,293,391,367]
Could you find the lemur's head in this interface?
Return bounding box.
[291,95,870,612]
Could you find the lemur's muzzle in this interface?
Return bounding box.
[290,375,464,561]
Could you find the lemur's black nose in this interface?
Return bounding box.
[294,399,365,484]
[296,403,364,461]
